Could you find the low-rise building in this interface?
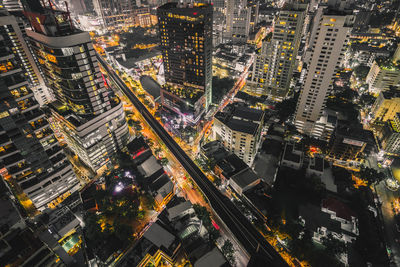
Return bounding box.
[281,142,304,170]
[371,89,400,123]
[229,168,261,196]
[379,113,400,155]
[299,197,359,265]
[326,124,375,170]
[213,103,264,166]
[117,220,183,267]
[253,124,284,185]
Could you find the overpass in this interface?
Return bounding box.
[97,55,288,266]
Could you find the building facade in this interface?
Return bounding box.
[380,113,400,155]
[0,19,79,210]
[366,58,400,94]
[371,90,400,123]
[212,103,264,166]
[326,124,374,170]
[93,0,137,31]
[225,0,251,44]
[295,7,354,136]
[0,9,53,106]
[157,2,213,124]
[247,3,307,99]
[24,1,129,172]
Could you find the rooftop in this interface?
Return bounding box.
[167,201,193,221]
[322,197,356,221]
[143,221,176,250]
[140,75,161,100]
[283,143,302,163]
[215,103,264,136]
[230,168,260,189]
[138,156,163,177]
[194,247,228,267]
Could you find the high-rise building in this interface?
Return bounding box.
[247,0,259,32]
[0,15,79,210]
[24,1,130,172]
[1,0,23,13]
[225,0,251,44]
[247,3,307,99]
[157,2,213,124]
[0,180,74,266]
[93,0,137,31]
[0,9,53,106]
[294,7,354,136]
[212,103,264,166]
[212,0,225,46]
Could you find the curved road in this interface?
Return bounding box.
[98,55,288,267]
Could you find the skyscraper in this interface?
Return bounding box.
[0,10,79,210]
[0,8,53,105]
[157,2,213,124]
[247,3,307,99]
[294,6,354,136]
[93,0,137,31]
[225,0,251,44]
[23,1,130,172]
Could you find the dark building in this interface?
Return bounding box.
[327,123,376,170]
[23,0,129,172]
[0,12,79,210]
[157,2,213,124]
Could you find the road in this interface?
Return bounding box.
[376,181,400,266]
[98,55,288,266]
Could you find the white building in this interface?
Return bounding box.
[212,103,264,166]
[295,6,354,136]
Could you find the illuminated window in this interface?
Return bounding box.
[0,61,14,73]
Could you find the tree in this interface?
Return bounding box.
[160,157,169,166]
[353,65,370,80]
[154,147,162,156]
[142,193,155,210]
[358,167,385,186]
[127,119,135,127]
[321,234,347,256]
[125,110,134,117]
[193,204,212,227]
[208,227,221,244]
[275,91,299,122]
[113,221,133,246]
[214,177,222,187]
[221,239,235,264]
[212,76,235,104]
[143,98,150,107]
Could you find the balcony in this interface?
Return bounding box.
[3,152,24,167]
[8,162,30,176]
[30,119,49,132]
[11,86,34,101]
[46,145,63,158]
[35,127,53,140]
[0,134,11,147]
[25,109,46,123]
[0,144,19,160]
[17,98,39,114]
